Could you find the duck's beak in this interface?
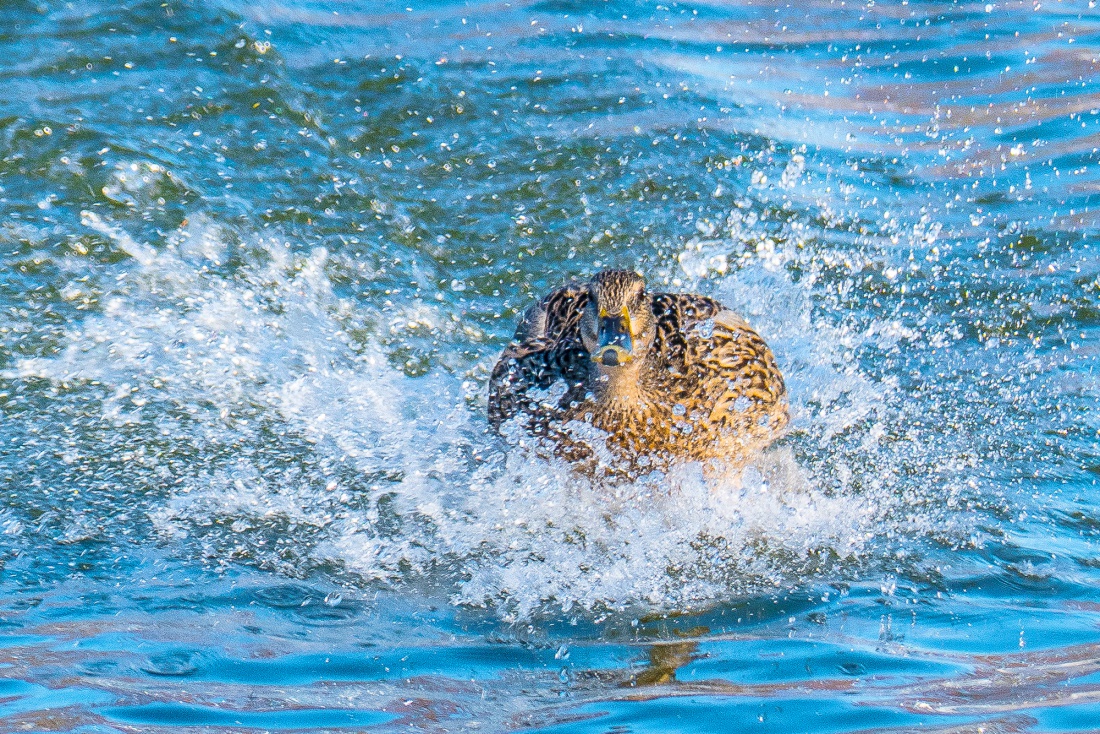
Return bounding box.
[593,308,633,366]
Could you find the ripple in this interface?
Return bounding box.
[140,650,202,677]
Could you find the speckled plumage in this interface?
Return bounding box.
[488,270,788,473]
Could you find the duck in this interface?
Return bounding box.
[487,269,788,474]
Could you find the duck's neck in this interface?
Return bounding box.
[589,360,648,409]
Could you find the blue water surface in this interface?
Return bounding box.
[1,0,1099,731]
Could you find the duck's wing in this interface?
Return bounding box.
[487,337,588,431]
[650,292,723,365]
[652,293,787,433]
[489,283,592,432]
[689,309,788,433]
[512,284,590,343]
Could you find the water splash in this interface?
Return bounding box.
[8,211,971,618]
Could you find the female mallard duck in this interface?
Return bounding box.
[488,270,788,473]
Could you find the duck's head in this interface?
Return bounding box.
[579,270,656,370]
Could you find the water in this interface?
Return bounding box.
[0,0,1097,730]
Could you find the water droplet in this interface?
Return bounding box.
[142,651,199,677]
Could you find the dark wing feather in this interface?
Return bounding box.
[512,284,590,343]
[489,284,591,432]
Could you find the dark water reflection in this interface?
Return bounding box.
[629,639,699,686]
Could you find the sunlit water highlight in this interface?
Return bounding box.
[0,0,1098,731]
